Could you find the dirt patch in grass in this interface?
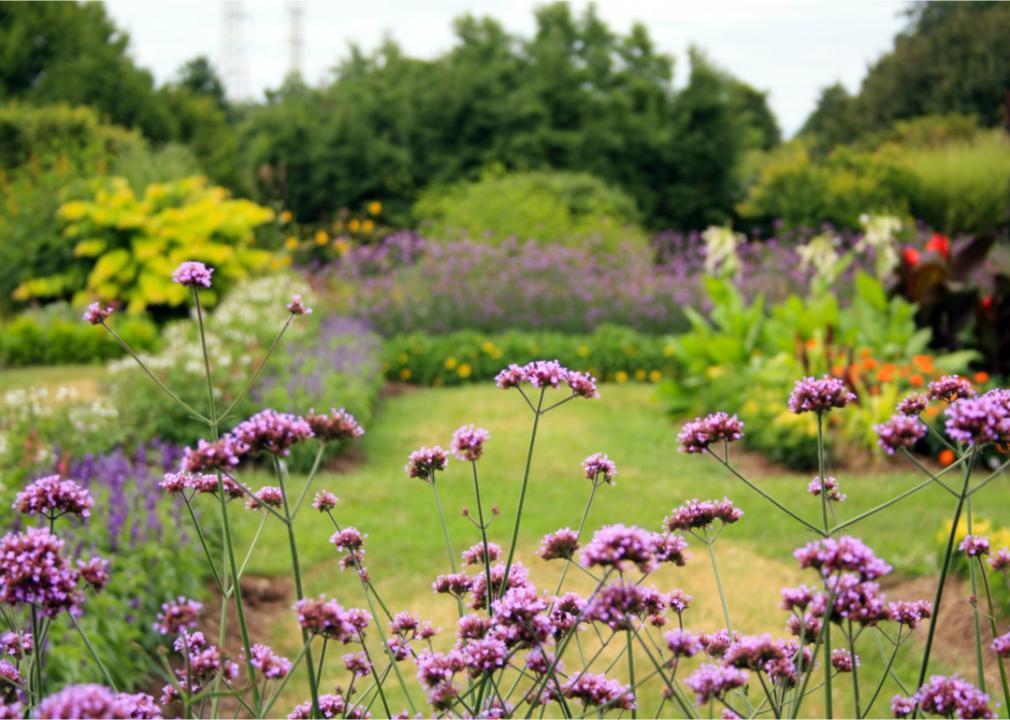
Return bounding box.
[380,382,418,399]
[324,444,368,474]
[202,575,295,657]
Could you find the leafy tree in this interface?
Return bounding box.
[175,56,228,109]
[800,83,861,153]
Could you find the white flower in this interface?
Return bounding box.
[857,214,902,278]
[702,225,743,277]
[798,232,841,285]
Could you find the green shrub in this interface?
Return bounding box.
[384,326,676,386]
[15,176,277,313]
[738,141,913,229]
[899,130,1010,234]
[413,170,647,250]
[0,305,159,366]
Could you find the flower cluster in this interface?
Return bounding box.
[794,536,892,580]
[286,294,312,315]
[162,631,238,703]
[38,684,161,719]
[582,452,617,484]
[874,414,927,454]
[678,412,744,453]
[959,534,991,557]
[664,498,742,531]
[892,675,994,719]
[927,375,976,403]
[685,663,749,704]
[405,446,449,479]
[494,360,598,398]
[247,486,284,510]
[171,260,214,288]
[305,408,364,442]
[807,476,845,502]
[538,528,580,561]
[182,436,249,473]
[896,393,928,416]
[13,474,93,519]
[313,490,339,512]
[450,425,490,462]
[0,527,85,616]
[232,409,314,456]
[161,471,246,500]
[153,596,203,635]
[787,375,856,414]
[294,597,370,642]
[462,541,501,566]
[944,390,1010,446]
[563,672,635,711]
[246,643,292,679]
[581,524,686,573]
[82,302,113,325]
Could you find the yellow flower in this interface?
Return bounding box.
[444,357,458,370]
[314,230,328,245]
[284,236,299,250]
[634,369,646,381]
[348,219,361,233]
[577,345,590,357]
[649,369,662,383]
[458,363,472,378]
[333,239,350,256]
[367,201,382,215]
[481,341,497,354]
[615,370,629,383]
[281,255,292,267]
[399,368,412,381]
[361,219,375,233]
[280,210,293,224]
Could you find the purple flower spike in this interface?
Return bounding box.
[172,261,214,288]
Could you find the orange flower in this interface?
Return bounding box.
[938,449,955,467]
[805,338,818,350]
[876,364,896,383]
[909,374,924,387]
[862,357,877,371]
[859,348,872,359]
[912,355,934,373]
[974,371,990,384]
[832,365,846,377]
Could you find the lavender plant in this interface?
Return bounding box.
[5,259,1010,719]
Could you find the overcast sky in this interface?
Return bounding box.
[104,0,910,136]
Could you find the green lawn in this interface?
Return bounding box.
[0,364,107,397]
[221,383,1003,716]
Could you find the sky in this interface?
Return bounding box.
[104,0,910,136]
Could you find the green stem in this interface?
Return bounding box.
[430,478,463,617]
[708,449,825,536]
[99,321,209,423]
[69,613,116,690]
[966,495,986,692]
[292,443,328,519]
[978,557,1010,712]
[182,497,224,592]
[358,635,391,718]
[917,447,976,691]
[627,628,637,720]
[274,455,320,718]
[360,580,418,715]
[847,620,860,718]
[817,412,832,720]
[860,628,902,718]
[471,461,495,615]
[219,314,293,422]
[552,481,598,600]
[830,475,941,534]
[704,533,733,636]
[501,386,546,598]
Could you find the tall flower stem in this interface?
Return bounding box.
[917,446,977,691]
[847,620,861,717]
[704,531,733,635]
[965,496,986,691]
[471,462,494,615]
[626,628,637,720]
[552,481,599,600]
[430,476,463,617]
[69,613,116,690]
[977,557,1010,711]
[816,411,832,720]
[501,387,546,598]
[273,454,320,718]
[192,288,260,714]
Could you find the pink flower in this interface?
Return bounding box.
[286,294,312,315]
[171,261,214,288]
[82,302,113,325]
[450,425,489,462]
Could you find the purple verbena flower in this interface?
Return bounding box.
[82,302,113,325]
[678,412,744,453]
[343,651,372,677]
[665,629,702,657]
[38,684,161,719]
[685,664,748,704]
[928,375,976,403]
[182,437,249,473]
[306,408,364,442]
[78,557,109,592]
[0,632,32,659]
[523,360,569,389]
[945,393,1010,446]
[959,534,990,557]
[875,415,927,454]
[247,486,283,510]
[581,524,659,573]
[563,672,635,711]
[312,491,338,512]
[807,476,846,502]
[13,474,93,519]
[405,446,448,479]
[287,294,312,315]
[887,600,933,629]
[232,409,313,456]
[567,370,599,399]
[665,498,742,531]
[830,648,859,672]
[990,548,1010,573]
[914,675,994,718]
[538,528,580,561]
[462,542,500,566]
[788,375,856,414]
[0,528,82,617]
[450,425,489,462]
[897,393,928,416]
[153,597,202,635]
[172,261,214,288]
[247,644,292,679]
[794,535,892,580]
[582,453,617,484]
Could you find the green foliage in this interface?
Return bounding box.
[240,4,776,229]
[18,176,276,313]
[738,141,914,229]
[0,103,201,312]
[799,83,862,154]
[0,304,159,366]
[898,131,1010,234]
[659,274,975,468]
[384,326,676,386]
[414,169,645,248]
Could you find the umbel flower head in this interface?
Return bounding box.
[405,446,449,479]
[171,260,214,288]
[788,375,856,414]
[232,409,314,456]
[38,684,161,720]
[944,390,1010,446]
[582,453,617,484]
[927,374,976,403]
[493,360,599,399]
[664,498,742,531]
[451,425,490,461]
[286,294,312,315]
[678,412,744,453]
[874,414,927,454]
[0,527,83,617]
[306,408,364,442]
[13,474,93,519]
[82,302,113,325]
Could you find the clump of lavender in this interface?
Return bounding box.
[450,425,490,462]
[171,261,214,288]
[13,474,93,519]
[678,412,744,453]
[875,414,927,454]
[787,375,856,414]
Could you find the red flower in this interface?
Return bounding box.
[925,233,950,260]
[903,246,920,266]
[981,295,994,311]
